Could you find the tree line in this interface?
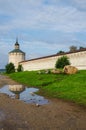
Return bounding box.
[57,46,86,54]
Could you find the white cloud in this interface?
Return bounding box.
[0,0,86,68]
[72,0,86,10]
[0,0,86,33]
[22,40,69,57]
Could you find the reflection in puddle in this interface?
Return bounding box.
[9,85,25,99]
[0,85,49,105]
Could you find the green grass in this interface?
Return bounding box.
[8,70,86,106]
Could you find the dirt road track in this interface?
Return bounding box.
[0,75,86,130]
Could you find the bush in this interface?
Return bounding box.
[55,56,70,69]
[17,65,23,72]
[5,63,15,74]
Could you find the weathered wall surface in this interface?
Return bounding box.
[20,50,86,71]
[9,53,25,69]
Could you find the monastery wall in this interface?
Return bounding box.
[20,50,86,71]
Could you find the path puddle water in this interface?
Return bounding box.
[0,85,49,105]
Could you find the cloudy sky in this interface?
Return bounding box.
[0,0,86,68]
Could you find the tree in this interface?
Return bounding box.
[57,50,65,54]
[17,64,23,72]
[69,46,77,52]
[79,46,85,50]
[5,63,15,74]
[55,56,70,69]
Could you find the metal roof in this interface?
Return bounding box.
[9,49,25,54]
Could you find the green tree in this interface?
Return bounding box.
[55,56,70,69]
[17,64,23,72]
[57,50,65,54]
[5,63,15,74]
[79,46,85,50]
[69,46,77,52]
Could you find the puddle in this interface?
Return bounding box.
[0,85,49,105]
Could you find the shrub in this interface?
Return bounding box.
[17,64,23,72]
[5,63,15,74]
[55,56,70,69]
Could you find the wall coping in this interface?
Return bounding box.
[20,48,86,63]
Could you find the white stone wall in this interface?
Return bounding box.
[9,52,25,69]
[20,51,86,71]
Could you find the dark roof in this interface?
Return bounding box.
[15,37,19,46]
[9,49,25,54]
[20,48,86,63]
[15,42,19,46]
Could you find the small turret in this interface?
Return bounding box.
[15,37,19,49]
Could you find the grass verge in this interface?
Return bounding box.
[8,70,86,106]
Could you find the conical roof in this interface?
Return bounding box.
[9,49,25,54]
[9,39,25,54]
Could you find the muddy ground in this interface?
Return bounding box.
[0,75,86,130]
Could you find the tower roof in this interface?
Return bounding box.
[15,37,19,46]
[9,39,25,54]
[9,49,25,54]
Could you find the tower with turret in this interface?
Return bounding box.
[9,39,25,69]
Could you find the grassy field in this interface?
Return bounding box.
[8,70,86,106]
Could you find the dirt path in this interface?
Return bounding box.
[0,75,86,130]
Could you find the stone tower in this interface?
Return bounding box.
[9,38,25,69]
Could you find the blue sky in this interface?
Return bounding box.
[0,0,86,68]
